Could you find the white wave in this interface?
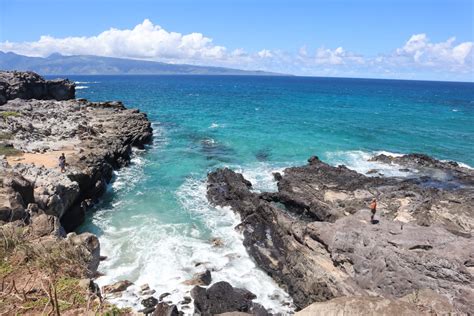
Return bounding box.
[325,150,413,177]
[93,159,294,314]
[176,176,295,314]
[233,162,290,192]
[440,159,473,170]
[452,109,459,112]
[74,81,100,84]
[209,123,224,129]
[75,85,89,89]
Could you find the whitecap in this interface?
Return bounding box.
[75,85,89,90]
[209,123,223,129]
[93,160,295,314]
[325,150,412,177]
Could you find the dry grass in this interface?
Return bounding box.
[0,226,132,315]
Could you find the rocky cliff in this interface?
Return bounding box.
[0,71,152,314]
[207,154,474,314]
[0,71,75,105]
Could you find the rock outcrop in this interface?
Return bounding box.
[0,71,75,105]
[0,72,152,306]
[191,281,268,316]
[206,154,474,314]
[1,75,152,231]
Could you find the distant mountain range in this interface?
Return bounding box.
[0,51,285,76]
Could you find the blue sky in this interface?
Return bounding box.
[0,0,473,81]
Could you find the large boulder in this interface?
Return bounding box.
[191,281,262,316]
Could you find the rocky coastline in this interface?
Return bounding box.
[2,70,473,315]
[207,154,474,314]
[0,71,153,314]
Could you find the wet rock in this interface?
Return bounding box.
[142,289,157,296]
[191,281,258,316]
[103,280,133,294]
[273,172,282,181]
[159,292,171,301]
[183,269,212,286]
[152,302,179,316]
[180,296,192,305]
[366,168,379,174]
[142,296,159,308]
[211,237,224,247]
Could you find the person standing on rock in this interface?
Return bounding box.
[59,153,66,173]
[370,198,377,223]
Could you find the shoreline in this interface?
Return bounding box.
[206,152,474,314]
[2,71,473,315]
[0,71,153,314]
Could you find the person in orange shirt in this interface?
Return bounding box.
[370,198,377,223]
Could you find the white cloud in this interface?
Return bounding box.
[0,20,472,80]
[0,19,227,63]
[394,33,473,67]
[257,49,273,58]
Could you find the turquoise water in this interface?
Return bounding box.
[70,76,474,313]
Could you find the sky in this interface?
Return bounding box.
[0,0,473,81]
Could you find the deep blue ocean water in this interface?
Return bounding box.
[66,75,473,313]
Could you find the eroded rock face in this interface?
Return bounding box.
[0,71,75,105]
[66,232,100,276]
[206,154,474,313]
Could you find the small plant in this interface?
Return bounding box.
[0,111,21,119]
[0,261,12,277]
[0,132,12,141]
[0,145,22,157]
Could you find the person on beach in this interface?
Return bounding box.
[59,153,66,173]
[370,198,377,223]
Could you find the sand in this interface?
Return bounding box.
[7,150,77,169]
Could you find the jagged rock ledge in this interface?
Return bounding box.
[0,71,152,308]
[206,154,474,314]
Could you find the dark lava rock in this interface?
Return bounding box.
[191,281,258,316]
[183,269,212,286]
[159,292,171,301]
[0,71,75,105]
[206,154,474,313]
[142,296,159,308]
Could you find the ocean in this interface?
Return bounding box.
[68,75,474,313]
